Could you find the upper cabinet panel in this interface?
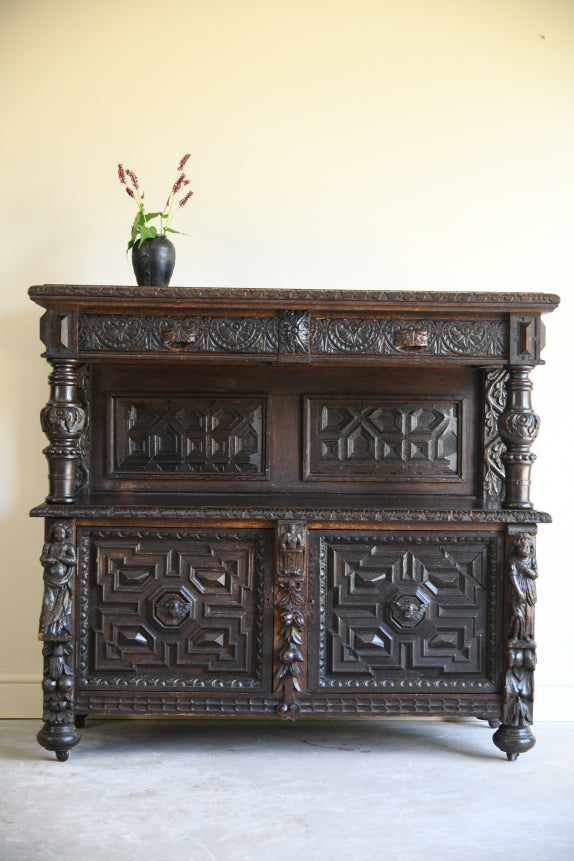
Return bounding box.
[110,395,268,479]
[304,396,462,482]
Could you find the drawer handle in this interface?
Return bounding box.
[393,326,429,351]
[162,322,197,350]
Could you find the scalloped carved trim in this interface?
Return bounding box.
[31,503,553,524]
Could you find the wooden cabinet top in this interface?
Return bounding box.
[29,284,560,312]
[29,285,559,365]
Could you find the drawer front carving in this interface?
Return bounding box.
[304,397,461,481]
[76,313,508,359]
[79,314,279,353]
[77,527,274,689]
[309,318,507,356]
[110,395,268,478]
[309,531,501,691]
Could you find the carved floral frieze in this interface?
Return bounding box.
[77,313,508,357]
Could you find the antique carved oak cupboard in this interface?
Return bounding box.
[28,285,558,762]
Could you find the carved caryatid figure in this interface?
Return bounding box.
[39,523,76,642]
[508,534,538,643]
[279,524,305,578]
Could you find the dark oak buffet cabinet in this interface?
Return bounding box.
[28,285,559,761]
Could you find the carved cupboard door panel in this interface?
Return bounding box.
[77,526,274,691]
[308,530,503,694]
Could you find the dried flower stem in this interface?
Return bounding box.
[118,155,193,251]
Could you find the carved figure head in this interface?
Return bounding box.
[281,527,303,551]
[513,535,534,560]
[401,600,420,620]
[50,523,71,542]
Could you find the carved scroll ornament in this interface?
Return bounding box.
[483,367,508,500]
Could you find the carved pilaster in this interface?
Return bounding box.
[41,360,86,503]
[274,521,307,719]
[37,520,80,761]
[483,367,508,501]
[493,529,538,761]
[499,367,540,509]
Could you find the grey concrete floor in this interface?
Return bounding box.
[1,718,573,861]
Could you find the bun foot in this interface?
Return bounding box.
[37,722,80,760]
[493,724,535,760]
[489,719,501,729]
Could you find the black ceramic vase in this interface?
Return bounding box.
[132,235,176,286]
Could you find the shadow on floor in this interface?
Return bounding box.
[1,716,500,763]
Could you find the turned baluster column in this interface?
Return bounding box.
[499,367,540,509]
[41,360,86,503]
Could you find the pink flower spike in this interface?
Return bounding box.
[118,163,126,184]
[179,190,194,207]
[178,153,191,170]
[125,169,139,189]
[125,187,135,198]
[172,175,184,195]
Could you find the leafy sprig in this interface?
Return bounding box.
[118,155,193,251]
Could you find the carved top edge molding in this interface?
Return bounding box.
[28,285,561,311]
[29,502,551,523]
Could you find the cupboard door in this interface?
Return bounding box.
[308,530,503,694]
[77,526,274,691]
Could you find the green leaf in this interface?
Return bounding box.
[165,228,183,234]
[143,211,164,221]
[137,224,157,246]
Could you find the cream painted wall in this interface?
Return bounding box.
[1,0,573,719]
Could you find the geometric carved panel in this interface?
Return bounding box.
[78,528,273,689]
[304,397,460,480]
[110,395,267,476]
[315,532,500,690]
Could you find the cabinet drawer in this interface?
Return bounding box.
[308,529,503,693]
[76,526,274,691]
